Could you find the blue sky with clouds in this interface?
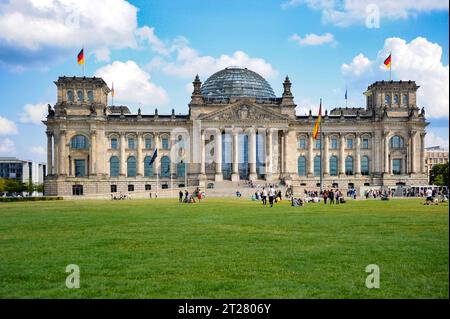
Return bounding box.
[0,0,448,162]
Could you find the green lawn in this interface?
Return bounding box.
[0,198,448,298]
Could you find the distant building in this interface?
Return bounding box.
[0,157,46,185]
[425,146,449,179]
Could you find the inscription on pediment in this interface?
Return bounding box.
[202,104,286,121]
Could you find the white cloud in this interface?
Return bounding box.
[0,117,18,135]
[95,60,169,109]
[154,45,278,80]
[289,33,335,46]
[425,132,449,150]
[19,103,48,125]
[281,0,449,26]
[341,37,449,118]
[0,0,140,67]
[136,26,171,56]
[0,138,15,154]
[341,53,373,77]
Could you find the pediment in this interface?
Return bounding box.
[199,103,288,121]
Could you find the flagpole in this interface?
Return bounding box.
[389,51,392,81]
[156,152,159,199]
[319,98,323,194]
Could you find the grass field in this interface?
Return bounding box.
[0,198,448,298]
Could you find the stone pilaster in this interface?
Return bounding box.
[215,129,223,181]
[231,129,239,182]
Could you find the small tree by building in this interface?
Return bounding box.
[429,162,449,186]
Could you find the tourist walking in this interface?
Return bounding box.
[268,185,275,207]
[262,187,267,205]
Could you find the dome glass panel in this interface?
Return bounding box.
[200,67,276,100]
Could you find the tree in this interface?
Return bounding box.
[4,179,26,195]
[429,162,449,186]
[0,178,5,193]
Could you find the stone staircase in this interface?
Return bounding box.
[203,179,286,198]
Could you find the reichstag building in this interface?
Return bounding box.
[44,67,428,196]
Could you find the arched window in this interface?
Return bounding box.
[144,156,154,177]
[70,135,88,149]
[394,94,399,104]
[361,156,370,175]
[77,90,84,102]
[160,156,170,177]
[329,156,338,176]
[87,91,94,102]
[177,161,185,178]
[297,156,306,176]
[345,156,354,176]
[384,94,391,105]
[110,156,119,177]
[314,155,321,176]
[127,156,136,177]
[67,90,74,102]
[390,135,404,149]
[402,94,408,106]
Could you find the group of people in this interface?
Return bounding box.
[250,185,282,207]
[111,192,132,200]
[179,187,205,204]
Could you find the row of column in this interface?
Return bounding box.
[199,128,277,182]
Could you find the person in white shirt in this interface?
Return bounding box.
[262,188,268,205]
[268,186,276,207]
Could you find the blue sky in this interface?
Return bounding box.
[0,0,448,162]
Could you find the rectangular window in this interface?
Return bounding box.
[299,138,306,149]
[111,138,118,149]
[315,138,321,149]
[362,138,369,149]
[128,138,135,149]
[74,159,86,177]
[145,138,152,149]
[347,138,353,149]
[393,159,402,175]
[162,137,169,149]
[111,185,117,193]
[331,138,338,149]
[145,184,151,191]
[128,185,134,192]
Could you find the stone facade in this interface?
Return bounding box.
[44,69,428,197]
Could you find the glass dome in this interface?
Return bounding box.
[200,67,276,100]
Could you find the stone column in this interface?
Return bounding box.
[265,128,273,180]
[383,132,390,174]
[355,134,361,177]
[339,133,345,176]
[46,131,53,175]
[249,128,257,180]
[283,130,289,177]
[410,130,417,174]
[420,132,426,174]
[154,133,160,178]
[323,132,329,176]
[231,129,239,182]
[119,132,126,176]
[137,133,143,176]
[307,133,314,176]
[58,130,66,176]
[89,130,97,176]
[200,129,206,176]
[215,129,223,181]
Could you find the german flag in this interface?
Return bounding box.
[384,53,391,69]
[77,48,84,65]
[312,99,322,140]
